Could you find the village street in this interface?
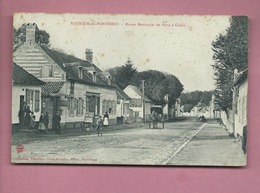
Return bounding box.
[11,118,246,166]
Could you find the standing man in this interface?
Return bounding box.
[53,111,61,134]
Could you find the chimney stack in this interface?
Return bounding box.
[85,49,93,63]
[26,23,37,44]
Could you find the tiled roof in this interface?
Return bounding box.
[42,81,65,96]
[12,63,44,86]
[126,85,152,102]
[116,86,131,100]
[40,46,114,89]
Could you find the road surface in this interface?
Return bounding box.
[12,118,245,166]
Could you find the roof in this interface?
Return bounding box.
[42,81,65,96]
[233,68,248,86]
[40,46,116,89]
[125,85,152,102]
[116,86,131,100]
[12,63,45,86]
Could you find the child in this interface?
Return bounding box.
[96,116,103,136]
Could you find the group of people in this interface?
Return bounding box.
[18,106,61,134]
[38,111,62,134]
[150,111,163,129]
[19,106,110,136]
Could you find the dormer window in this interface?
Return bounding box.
[93,71,97,83]
[78,67,83,79]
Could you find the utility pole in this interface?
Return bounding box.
[142,80,145,124]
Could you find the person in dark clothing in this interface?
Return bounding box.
[43,112,49,130]
[24,106,32,128]
[18,105,26,127]
[53,112,61,134]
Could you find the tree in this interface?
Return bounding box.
[212,16,248,112]
[180,90,214,112]
[130,70,183,107]
[108,58,137,89]
[13,23,50,51]
[109,60,183,107]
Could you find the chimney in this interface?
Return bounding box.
[26,23,37,44]
[85,49,93,63]
[103,71,112,85]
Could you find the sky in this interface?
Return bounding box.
[14,13,230,91]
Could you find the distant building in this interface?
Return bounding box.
[116,86,131,124]
[124,85,152,122]
[190,102,209,117]
[12,63,45,127]
[13,23,118,129]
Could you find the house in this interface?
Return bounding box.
[115,86,132,124]
[100,71,132,124]
[233,68,248,138]
[12,63,45,129]
[123,85,152,122]
[13,23,118,129]
[190,102,208,117]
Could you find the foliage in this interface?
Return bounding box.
[13,23,50,51]
[108,58,137,89]
[212,16,248,112]
[131,70,183,106]
[180,90,214,112]
[183,104,194,112]
[108,59,184,107]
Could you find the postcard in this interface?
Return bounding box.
[12,13,248,166]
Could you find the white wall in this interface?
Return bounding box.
[12,85,42,124]
[234,80,248,137]
[60,82,117,124]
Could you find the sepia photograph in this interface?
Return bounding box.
[11,13,248,166]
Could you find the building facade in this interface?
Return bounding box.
[124,85,152,122]
[12,63,45,128]
[13,23,117,129]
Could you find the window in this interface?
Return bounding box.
[96,97,100,115]
[35,90,40,112]
[113,100,116,114]
[68,97,75,116]
[76,98,84,116]
[70,82,75,95]
[49,66,54,77]
[25,89,41,113]
[108,100,112,113]
[86,94,100,115]
[26,89,34,111]
[102,99,106,114]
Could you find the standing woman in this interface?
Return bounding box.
[43,112,49,131]
[38,113,46,134]
[24,106,32,128]
[103,112,109,128]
